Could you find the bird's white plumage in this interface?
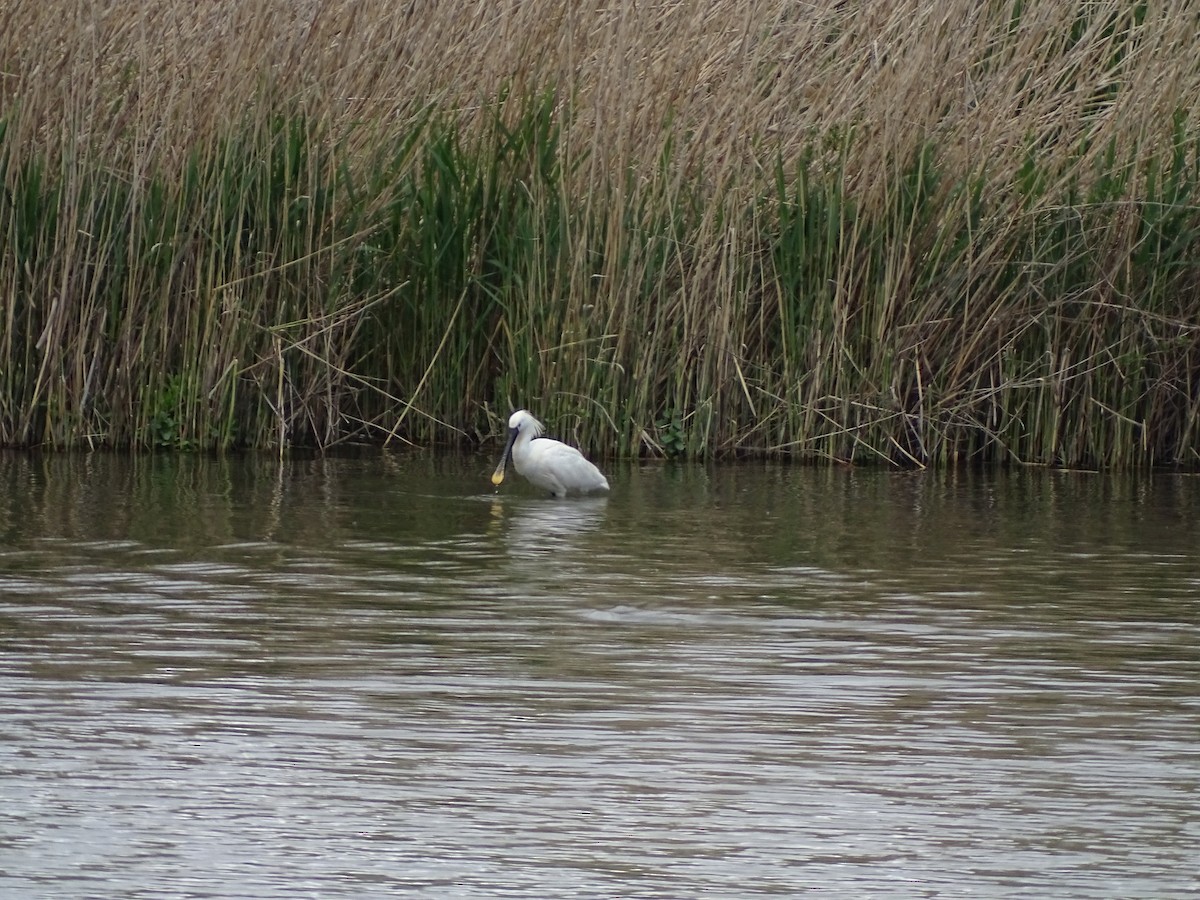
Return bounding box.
[491,409,609,498]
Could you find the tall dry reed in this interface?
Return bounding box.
[2,0,1199,464]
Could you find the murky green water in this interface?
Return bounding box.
[2,452,1198,898]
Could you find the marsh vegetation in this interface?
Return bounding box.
[2,1,1198,465]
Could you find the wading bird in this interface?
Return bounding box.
[491,409,610,498]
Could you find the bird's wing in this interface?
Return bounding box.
[537,441,608,491]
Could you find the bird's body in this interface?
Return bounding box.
[491,409,609,498]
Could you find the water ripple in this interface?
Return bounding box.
[2,461,1198,898]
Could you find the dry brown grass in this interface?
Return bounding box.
[6,2,1192,186]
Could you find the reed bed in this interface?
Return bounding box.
[2,0,1199,465]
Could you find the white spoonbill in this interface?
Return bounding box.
[491,409,610,498]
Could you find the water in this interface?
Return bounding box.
[2,452,1198,898]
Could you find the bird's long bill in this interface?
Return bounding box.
[491,428,517,486]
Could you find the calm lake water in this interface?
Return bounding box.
[1,452,1198,898]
